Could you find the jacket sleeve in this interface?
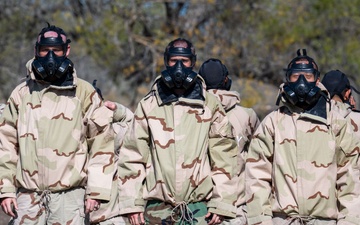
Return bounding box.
[0,96,19,199]
[89,103,133,222]
[248,108,260,135]
[85,92,115,202]
[206,102,238,218]
[112,103,134,154]
[113,102,134,124]
[245,114,275,225]
[118,102,149,215]
[333,115,360,224]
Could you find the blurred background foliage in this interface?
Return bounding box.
[1,0,360,120]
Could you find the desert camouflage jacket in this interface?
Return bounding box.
[90,103,134,223]
[245,83,360,225]
[118,76,238,218]
[0,58,115,201]
[348,107,360,139]
[208,89,259,209]
[331,100,360,139]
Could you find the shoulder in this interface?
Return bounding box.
[74,78,98,100]
[73,79,103,113]
[76,78,96,91]
[203,92,227,117]
[258,108,284,128]
[328,106,348,133]
[238,106,257,116]
[349,110,360,123]
[204,91,221,106]
[7,80,31,103]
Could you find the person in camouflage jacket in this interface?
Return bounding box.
[321,69,360,139]
[0,24,114,224]
[118,38,238,225]
[321,70,360,223]
[245,50,360,225]
[90,101,134,225]
[198,58,260,225]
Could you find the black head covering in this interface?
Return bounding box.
[198,58,231,90]
[321,70,351,98]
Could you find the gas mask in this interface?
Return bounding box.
[161,60,197,89]
[283,74,321,106]
[32,50,72,82]
[282,49,321,107]
[161,38,197,89]
[31,23,72,82]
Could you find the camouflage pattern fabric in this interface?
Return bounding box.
[0,58,115,222]
[245,83,360,225]
[347,108,360,225]
[220,205,247,225]
[331,100,360,139]
[92,216,128,225]
[348,109,360,138]
[118,75,238,220]
[329,99,360,225]
[272,213,337,225]
[8,187,86,225]
[90,103,133,224]
[207,89,260,225]
[144,200,208,225]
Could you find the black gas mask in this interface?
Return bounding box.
[283,49,321,107]
[32,50,72,82]
[32,24,72,83]
[161,60,197,89]
[161,38,197,89]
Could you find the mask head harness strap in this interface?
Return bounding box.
[285,49,320,81]
[35,22,71,57]
[164,38,196,67]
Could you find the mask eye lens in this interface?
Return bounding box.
[289,73,300,82]
[38,46,65,57]
[304,73,315,81]
[288,70,315,82]
[180,58,191,66]
[38,48,49,57]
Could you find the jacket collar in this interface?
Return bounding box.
[151,75,206,107]
[208,89,240,112]
[277,82,329,121]
[26,58,77,89]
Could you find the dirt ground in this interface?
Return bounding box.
[0,211,10,225]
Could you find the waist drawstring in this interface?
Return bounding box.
[288,215,314,225]
[39,190,52,215]
[171,201,194,225]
